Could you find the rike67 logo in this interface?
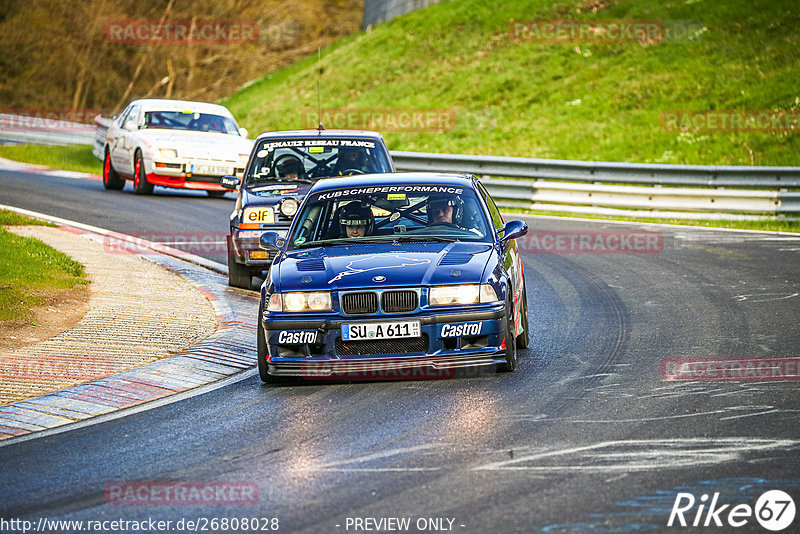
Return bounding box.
[668,490,795,531]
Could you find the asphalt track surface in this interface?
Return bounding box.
[1,169,800,533]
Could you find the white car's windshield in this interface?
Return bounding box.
[288,185,492,249]
[143,111,239,134]
[246,138,393,184]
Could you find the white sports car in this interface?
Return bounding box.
[102,98,254,197]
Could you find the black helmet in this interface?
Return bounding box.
[338,202,374,235]
[426,194,463,225]
[336,148,366,173]
[276,156,304,178]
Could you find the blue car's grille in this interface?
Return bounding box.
[341,292,379,314]
[381,290,418,313]
[336,334,429,356]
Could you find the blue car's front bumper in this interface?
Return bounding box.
[261,306,508,379]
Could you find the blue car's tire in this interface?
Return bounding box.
[498,297,517,372]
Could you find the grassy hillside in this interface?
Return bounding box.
[222,0,800,166]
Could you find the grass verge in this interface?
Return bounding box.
[0,209,88,322]
[0,144,101,175]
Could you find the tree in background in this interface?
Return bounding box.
[0,0,361,116]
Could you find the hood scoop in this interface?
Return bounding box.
[439,252,473,266]
[296,258,326,271]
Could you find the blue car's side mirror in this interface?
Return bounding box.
[259,231,285,251]
[499,220,528,244]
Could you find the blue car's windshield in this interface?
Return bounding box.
[245,138,393,184]
[288,185,492,249]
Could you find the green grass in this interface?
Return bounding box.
[222,0,800,166]
[0,209,87,321]
[0,144,101,175]
[0,208,54,227]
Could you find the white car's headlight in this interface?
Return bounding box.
[429,284,499,306]
[159,148,178,158]
[268,292,332,312]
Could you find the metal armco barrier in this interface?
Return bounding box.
[90,117,799,219]
[391,150,800,219]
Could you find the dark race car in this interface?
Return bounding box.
[222,129,394,288]
[256,172,530,383]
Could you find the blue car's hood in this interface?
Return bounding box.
[275,242,493,291]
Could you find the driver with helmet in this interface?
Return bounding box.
[335,148,367,176]
[426,194,464,226]
[338,201,374,238]
[275,156,305,180]
[426,193,482,235]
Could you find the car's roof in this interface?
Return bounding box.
[130,99,234,116]
[308,172,475,193]
[254,129,386,142]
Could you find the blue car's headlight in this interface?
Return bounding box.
[268,291,332,312]
[429,284,499,306]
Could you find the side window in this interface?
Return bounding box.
[476,181,504,230]
[127,105,140,127]
[116,105,133,126]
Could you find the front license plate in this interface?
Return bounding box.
[192,164,233,176]
[342,321,421,341]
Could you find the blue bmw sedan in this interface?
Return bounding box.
[257,172,530,383]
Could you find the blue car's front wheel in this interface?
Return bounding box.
[497,299,517,372]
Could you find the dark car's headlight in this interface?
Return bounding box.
[429,284,499,306]
[280,198,299,218]
[268,291,332,312]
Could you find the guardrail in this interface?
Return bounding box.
[390,151,800,219]
[93,115,112,160]
[91,116,798,219]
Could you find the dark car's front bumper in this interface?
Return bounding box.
[228,228,288,268]
[261,306,509,379]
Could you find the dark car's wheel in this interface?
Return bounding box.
[258,309,292,384]
[227,248,252,289]
[102,149,125,190]
[257,312,275,383]
[207,190,227,198]
[516,282,530,349]
[497,296,518,372]
[133,150,154,195]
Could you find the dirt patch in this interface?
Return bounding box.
[0,286,89,352]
